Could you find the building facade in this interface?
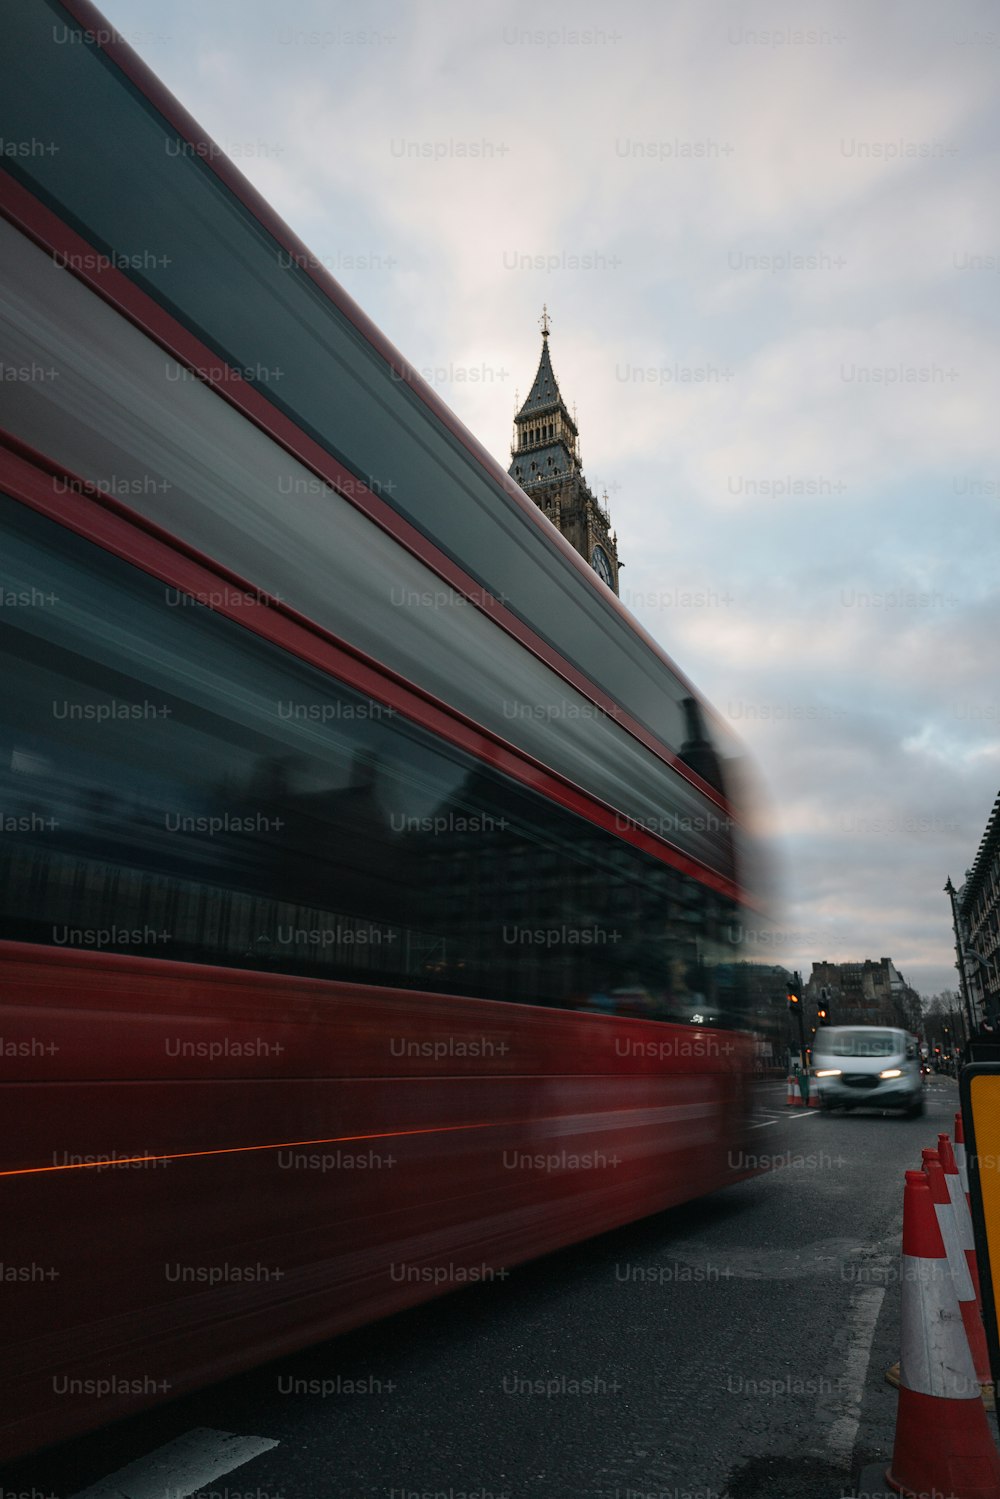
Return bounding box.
[509,309,622,595]
[955,791,1000,1023]
[805,957,921,1032]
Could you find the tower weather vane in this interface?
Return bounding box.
[539,304,551,338]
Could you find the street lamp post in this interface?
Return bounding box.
[945,876,978,1035]
[787,971,806,1070]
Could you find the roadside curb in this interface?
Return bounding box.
[850,1461,893,1498]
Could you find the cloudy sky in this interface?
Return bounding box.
[100,0,1000,997]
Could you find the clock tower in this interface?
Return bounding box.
[509,308,622,595]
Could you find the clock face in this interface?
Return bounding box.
[591,544,614,587]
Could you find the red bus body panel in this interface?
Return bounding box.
[2,943,754,1459]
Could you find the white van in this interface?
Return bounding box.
[812,1025,924,1116]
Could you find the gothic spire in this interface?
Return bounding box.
[514,308,577,431]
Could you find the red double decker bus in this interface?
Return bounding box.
[0,0,773,1461]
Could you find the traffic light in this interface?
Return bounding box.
[817,985,831,1024]
[788,989,800,1011]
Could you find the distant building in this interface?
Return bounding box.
[805,957,921,1031]
[509,307,622,595]
[955,790,1000,1022]
[741,962,795,1067]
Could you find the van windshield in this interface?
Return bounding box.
[813,1029,899,1058]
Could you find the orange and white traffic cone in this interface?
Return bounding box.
[922,1148,991,1387]
[807,1072,820,1107]
[940,1132,982,1305]
[786,1074,801,1107]
[886,1169,1000,1498]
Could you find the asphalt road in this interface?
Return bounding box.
[3,1076,964,1499]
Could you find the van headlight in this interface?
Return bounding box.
[815,1069,842,1077]
[879,1068,902,1079]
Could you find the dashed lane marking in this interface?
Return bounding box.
[68,1427,279,1499]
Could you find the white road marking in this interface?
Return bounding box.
[822,1286,886,1464]
[68,1427,279,1499]
[748,1106,822,1124]
[748,1119,779,1129]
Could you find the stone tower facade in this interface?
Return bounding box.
[509,309,622,595]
